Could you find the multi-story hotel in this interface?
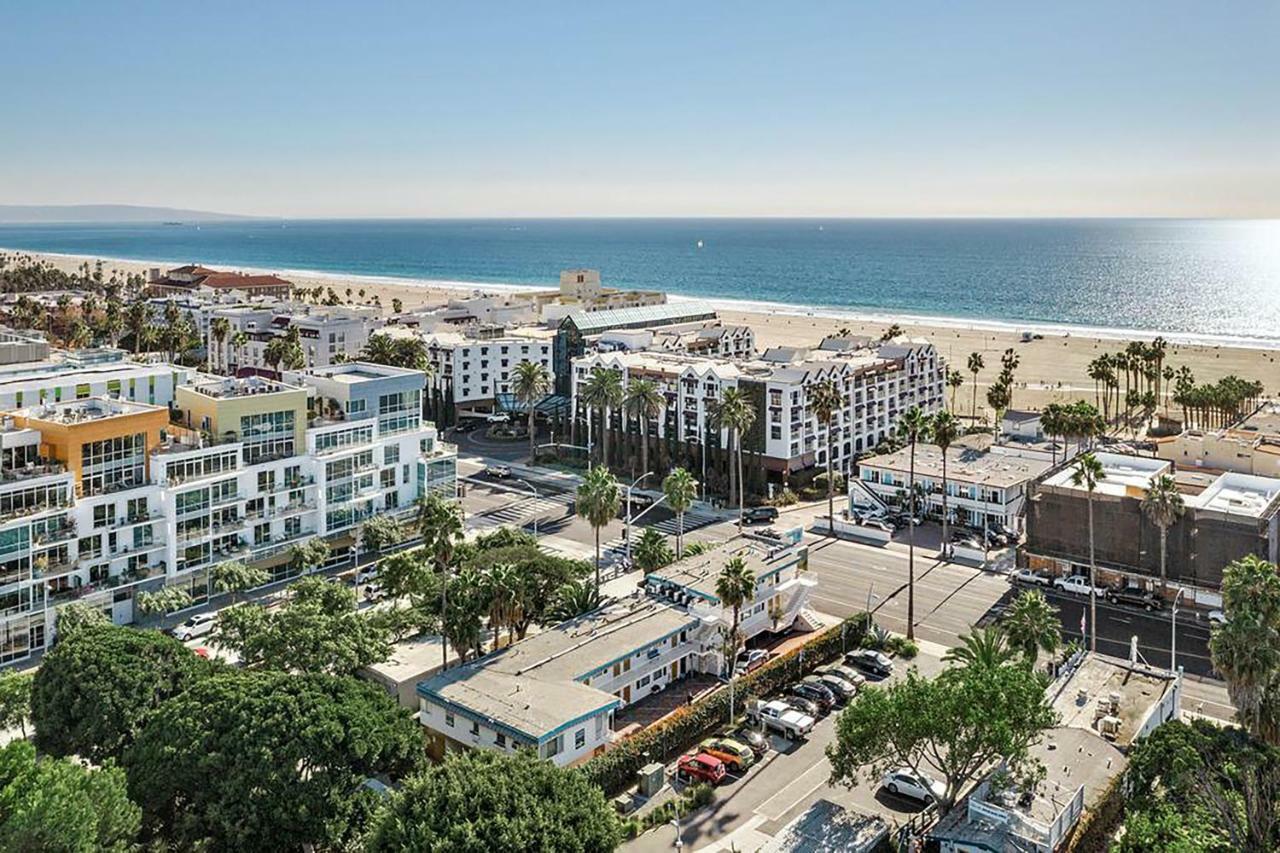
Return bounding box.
[570,335,946,484]
[0,357,456,664]
[208,303,385,374]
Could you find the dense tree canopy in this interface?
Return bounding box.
[1210,555,1280,745]
[31,624,210,762]
[124,671,425,851]
[367,750,621,853]
[0,740,140,852]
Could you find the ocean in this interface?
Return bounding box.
[1,218,1278,346]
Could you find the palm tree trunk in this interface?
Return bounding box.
[971,376,978,422]
[528,406,536,463]
[1087,494,1096,653]
[907,441,916,641]
[594,526,601,590]
[441,578,450,670]
[941,453,949,559]
[676,510,685,558]
[1159,526,1167,593]
[826,426,835,535]
[736,432,745,532]
[640,416,649,479]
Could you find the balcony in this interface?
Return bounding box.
[0,461,67,483]
[33,523,77,547]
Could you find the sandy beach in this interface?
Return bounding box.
[8,248,1279,421]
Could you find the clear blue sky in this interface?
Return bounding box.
[3,2,1277,217]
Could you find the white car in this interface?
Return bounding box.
[880,768,945,803]
[355,566,379,585]
[485,412,510,424]
[1010,568,1052,587]
[1208,609,1228,625]
[171,613,216,641]
[1053,575,1105,597]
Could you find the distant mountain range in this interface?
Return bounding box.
[0,204,256,224]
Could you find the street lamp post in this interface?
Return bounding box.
[625,471,654,563]
[515,479,540,538]
[670,817,683,850]
[1171,587,1187,672]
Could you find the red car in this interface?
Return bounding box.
[676,752,727,786]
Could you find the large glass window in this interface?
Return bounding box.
[377,389,422,435]
[80,433,146,496]
[240,410,295,464]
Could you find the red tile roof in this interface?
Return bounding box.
[198,273,292,290]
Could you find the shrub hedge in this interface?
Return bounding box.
[579,612,872,796]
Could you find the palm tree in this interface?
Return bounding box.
[1141,474,1185,593]
[580,367,624,467]
[931,410,960,556]
[946,368,964,412]
[1210,556,1280,744]
[512,360,552,463]
[576,465,621,590]
[361,332,400,366]
[484,563,520,649]
[230,331,248,374]
[1003,588,1061,666]
[967,352,984,421]
[209,317,231,373]
[710,387,757,531]
[1071,452,1106,652]
[547,579,603,623]
[715,555,756,720]
[663,467,699,559]
[623,378,666,478]
[809,378,844,535]
[210,560,269,606]
[632,528,673,572]
[125,301,149,353]
[943,626,1016,670]
[417,492,465,669]
[896,407,932,641]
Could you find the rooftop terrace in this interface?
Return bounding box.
[20,397,164,425]
[187,374,299,399]
[1041,452,1170,497]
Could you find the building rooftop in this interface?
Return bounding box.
[563,301,717,335]
[1052,653,1178,748]
[1040,452,1170,498]
[1232,402,1280,437]
[1002,409,1043,424]
[1186,471,1280,519]
[19,397,164,425]
[419,598,694,742]
[862,443,1053,489]
[291,361,421,384]
[645,537,804,603]
[186,374,300,399]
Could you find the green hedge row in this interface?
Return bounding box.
[579,612,872,796]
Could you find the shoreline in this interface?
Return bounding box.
[5,246,1279,352]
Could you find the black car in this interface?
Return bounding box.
[782,695,820,717]
[1106,585,1164,611]
[731,726,770,758]
[845,648,894,678]
[743,506,779,525]
[786,682,835,714]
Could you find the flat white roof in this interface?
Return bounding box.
[1041,452,1170,497]
[1187,471,1280,518]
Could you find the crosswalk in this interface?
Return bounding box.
[598,509,723,563]
[468,495,573,530]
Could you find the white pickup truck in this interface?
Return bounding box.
[1053,575,1105,597]
[747,699,815,739]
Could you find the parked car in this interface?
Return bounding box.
[809,672,857,703]
[363,583,387,602]
[990,522,1019,542]
[852,506,887,522]
[787,681,835,714]
[676,752,727,786]
[743,506,779,525]
[818,663,867,688]
[983,526,1011,547]
[1208,609,1228,625]
[485,412,510,424]
[734,648,771,676]
[782,695,821,717]
[861,519,896,535]
[1053,575,1106,598]
[355,566,379,585]
[731,726,770,758]
[1010,568,1052,587]
[756,527,783,541]
[171,613,216,641]
[747,700,815,739]
[1106,585,1164,611]
[699,737,755,772]
[880,767,945,803]
[845,648,894,678]
[483,465,512,479]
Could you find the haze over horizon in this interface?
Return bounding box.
[3,2,1277,219]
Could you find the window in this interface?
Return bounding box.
[574,729,586,749]
[496,732,506,747]
[383,444,400,465]
[239,410,295,464]
[470,720,480,736]
[445,711,455,728]
[545,735,563,758]
[80,432,146,496]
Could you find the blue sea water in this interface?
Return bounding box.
[1,218,1278,344]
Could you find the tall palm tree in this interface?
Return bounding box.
[946,368,964,412]
[931,410,960,555]
[230,331,248,374]
[662,467,698,558]
[484,562,520,650]
[512,360,552,463]
[1209,555,1280,745]
[1141,474,1185,593]
[809,378,844,534]
[581,367,624,467]
[1003,588,1061,666]
[896,407,932,641]
[715,555,756,720]
[967,352,984,421]
[417,492,465,669]
[710,387,757,531]
[576,465,621,590]
[943,626,1016,670]
[1071,452,1106,652]
[623,378,666,478]
[209,317,231,373]
[361,332,400,366]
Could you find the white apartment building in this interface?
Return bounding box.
[0,362,456,665]
[595,321,757,361]
[416,537,814,768]
[209,303,384,373]
[0,347,194,412]
[571,335,946,481]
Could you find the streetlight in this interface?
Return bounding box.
[514,479,540,538]
[1171,587,1186,672]
[625,471,654,563]
[670,817,683,850]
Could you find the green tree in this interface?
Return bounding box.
[580,366,624,466]
[52,601,107,638]
[576,465,621,590]
[210,559,269,605]
[417,492,465,669]
[134,586,193,615]
[632,527,674,572]
[1142,473,1185,593]
[512,359,553,462]
[896,406,932,641]
[662,467,699,559]
[1002,588,1061,666]
[209,316,231,373]
[827,663,1056,812]
[709,387,757,531]
[1070,452,1106,652]
[0,671,33,739]
[546,579,603,624]
[0,740,140,852]
[465,543,592,638]
[946,368,964,412]
[967,352,984,421]
[32,624,208,762]
[623,377,666,479]
[942,626,1017,671]
[483,562,521,648]
[360,513,405,555]
[288,537,331,577]
[1210,555,1280,745]
[367,749,621,853]
[809,378,844,534]
[716,555,756,720]
[931,410,961,554]
[124,671,425,851]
